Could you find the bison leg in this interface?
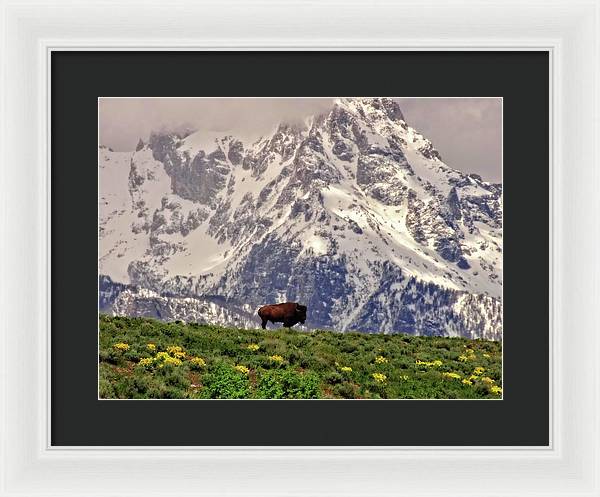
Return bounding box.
[283,319,297,328]
[261,318,268,330]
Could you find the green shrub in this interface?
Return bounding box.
[255,369,321,399]
[201,363,250,399]
[333,382,358,398]
[324,371,344,385]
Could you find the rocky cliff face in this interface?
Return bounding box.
[99,97,502,339]
[99,275,259,328]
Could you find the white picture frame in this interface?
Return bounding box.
[1,0,598,495]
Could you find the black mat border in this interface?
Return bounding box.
[51,51,549,446]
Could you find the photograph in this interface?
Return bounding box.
[98,96,503,399]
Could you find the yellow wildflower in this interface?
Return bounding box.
[146,343,156,351]
[189,356,206,368]
[160,356,182,367]
[483,353,491,358]
[458,355,469,362]
[473,366,485,375]
[234,365,249,374]
[400,375,409,381]
[339,366,353,373]
[372,372,387,383]
[246,344,260,351]
[137,357,154,368]
[374,355,388,364]
[442,372,462,380]
[269,354,284,363]
[113,342,129,351]
[166,345,186,359]
[469,375,479,382]
[415,359,443,367]
[154,351,182,367]
[481,376,495,385]
[490,386,502,395]
[461,378,473,386]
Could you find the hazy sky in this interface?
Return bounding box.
[99,97,502,182]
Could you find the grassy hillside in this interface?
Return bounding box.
[99,315,502,399]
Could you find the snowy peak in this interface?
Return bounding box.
[334,97,406,123]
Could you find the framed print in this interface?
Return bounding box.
[1,1,599,496]
[54,51,544,446]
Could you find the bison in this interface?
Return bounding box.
[257,302,307,329]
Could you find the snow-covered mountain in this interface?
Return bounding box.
[99,97,502,339]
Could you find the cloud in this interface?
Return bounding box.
[99,97,501,182]
[99,97,334,149]
[397,97,502,182]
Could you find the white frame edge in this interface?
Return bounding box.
[1,1,598,496]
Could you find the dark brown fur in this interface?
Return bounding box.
[257,302,307,329]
